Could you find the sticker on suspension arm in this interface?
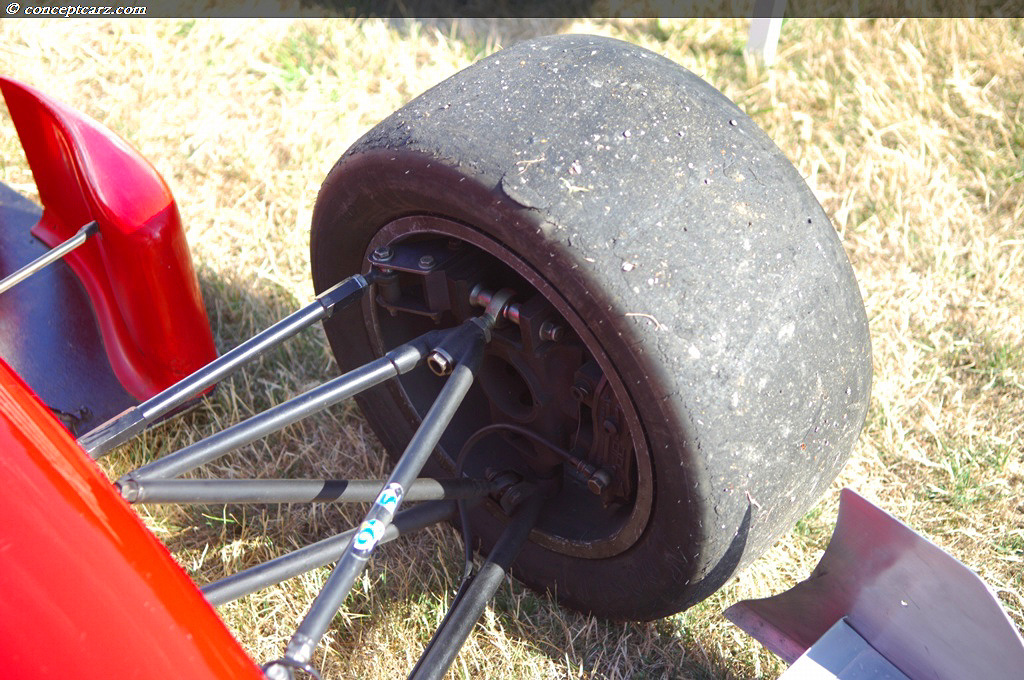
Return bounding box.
[374,482,404,518]
[352,519,387,554]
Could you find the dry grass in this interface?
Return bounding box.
[2,17,1022,679]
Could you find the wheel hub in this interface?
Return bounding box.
[363,215,653,558]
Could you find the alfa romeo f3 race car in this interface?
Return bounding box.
[1,34,1021,680]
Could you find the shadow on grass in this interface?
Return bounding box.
[477,506,754,679]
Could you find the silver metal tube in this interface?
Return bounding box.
[0,221,97,295]
[141,305,326,421]
[126,343,424,481]
[78,274,372,458]
[408,493,543,680]
[120,477,492,504]
[201,501,456,606]
[80,301,326,458]
[284,322,488,666]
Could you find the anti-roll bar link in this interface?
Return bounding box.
[267,316,494,679]
[79,272,376,459]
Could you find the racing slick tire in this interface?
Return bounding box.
[310,34,872,620]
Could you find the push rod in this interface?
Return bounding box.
[123,339,428,481]
[202,501,456,606]
[119,477,492,505]
[407,492,544,680]
[0,220,97,295]
[279,318,491,671]
[79,273,374,458]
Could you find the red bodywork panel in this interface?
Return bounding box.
[0,359,263,679]
[0,77,217,400]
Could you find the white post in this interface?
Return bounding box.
[747,0,786,66]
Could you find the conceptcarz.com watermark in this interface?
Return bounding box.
[6,3,147,15]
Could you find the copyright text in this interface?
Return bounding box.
[6,3,148,15]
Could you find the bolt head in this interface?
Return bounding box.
[418,254,436,269]
[540,320,565,342]
[427,349,454,376]
[570,382,589,401]
[501,487,525,513]
[587,470,612,495]
[373,246,394,262]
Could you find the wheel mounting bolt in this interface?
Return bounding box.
[418,254,436,270]
[539,320,565,342]
[373,245,394,262]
